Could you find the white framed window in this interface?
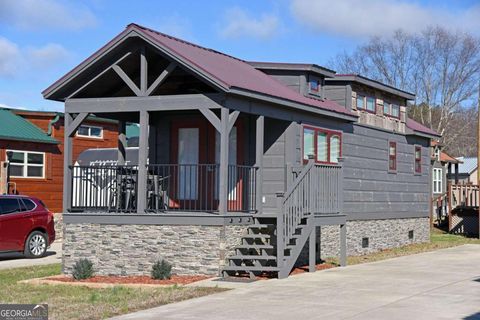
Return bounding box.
[76,125,103,139]
[433,168,443,194]
[7,150,45,178]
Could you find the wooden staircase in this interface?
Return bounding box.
[222,216,313,278]
[223,159,343,279]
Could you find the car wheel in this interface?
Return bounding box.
[24,231,48,258]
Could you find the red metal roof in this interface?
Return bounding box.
[43,23,354,118]
[406,118,440,137]
[133,24,353,116]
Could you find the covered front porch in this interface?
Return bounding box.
[67,106,260,215]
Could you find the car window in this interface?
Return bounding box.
[23,199,36,211]
[0,198,21,214]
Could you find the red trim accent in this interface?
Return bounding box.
[302,125,342,165]
[389,141,397,171]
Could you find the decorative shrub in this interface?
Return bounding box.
[72,258,94,280]
[151,259,172,280]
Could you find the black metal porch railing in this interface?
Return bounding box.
[146,164,257,213]
[69,164,257,213]
[70,165,138,213]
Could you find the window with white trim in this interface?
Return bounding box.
[7,150,45,178]
[433,168,443,194]
[77,125,103,139]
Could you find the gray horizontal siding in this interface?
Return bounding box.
[324,85,347,107]
[342,124,430,220]
[286,119,430,220]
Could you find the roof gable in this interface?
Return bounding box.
[43,23,355,119]
[0,109,59,144]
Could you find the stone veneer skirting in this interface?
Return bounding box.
[296,217,430,265]
[63,217,429,276]
[62,224,247,276]
[318,217,430,257]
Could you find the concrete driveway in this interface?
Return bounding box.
[112,244,480,320]
[0,241,62,270]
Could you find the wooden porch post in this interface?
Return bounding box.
[118,121,127,165]
[62,112,74,212]
[309,225,316,272]
[455,163,459,184]
[255,115,264,213]
[137,111,149,213]
[340,223,347,267]
[218,107,229,214]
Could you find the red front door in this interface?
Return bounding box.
[170,117,244,212]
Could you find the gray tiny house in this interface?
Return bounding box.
[43,24,439,278]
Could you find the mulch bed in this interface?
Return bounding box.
[46,275,211,285]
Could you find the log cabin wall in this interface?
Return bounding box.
[0,113,118,213]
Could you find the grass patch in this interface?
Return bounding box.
[0,264,225,320]
[327,228,480,266]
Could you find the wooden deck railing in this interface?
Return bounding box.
[449,183,480,209]
[278,159,343,250]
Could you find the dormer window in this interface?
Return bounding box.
[356,94,375,113]
[310,79,319,92]
[366,97,375,112]
[384,102,400,118]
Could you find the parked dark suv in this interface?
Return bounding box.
[0,195,55,258]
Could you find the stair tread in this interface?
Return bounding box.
[228,255,277,260]
[243,234,271,239]
[236,244,274,249]
[223,266,280,272]
[248,224,273,228]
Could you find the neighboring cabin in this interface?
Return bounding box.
[0,108,118,213]
[450,157,478,185]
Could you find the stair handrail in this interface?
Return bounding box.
[277,158,315,251]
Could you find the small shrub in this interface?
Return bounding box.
[151,259,172,280]
[72,258,94,280]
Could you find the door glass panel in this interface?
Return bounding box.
[178,128,199,200]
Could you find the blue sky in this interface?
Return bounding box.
[0,0,479,111]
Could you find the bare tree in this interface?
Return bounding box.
[330,27,480,156]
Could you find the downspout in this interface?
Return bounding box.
[47,113,61,136]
